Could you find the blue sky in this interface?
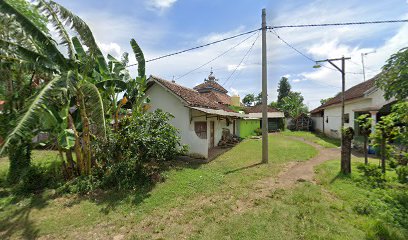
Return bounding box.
[56,0,408,109]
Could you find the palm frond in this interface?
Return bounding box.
[0,38,57,70]
[80,83,106,140]
[48,1,108,74]
[0,75,65,155]
[0,0,67,67]
[72,36,86,60]
[36,0,75,59]
[130,38,145,77]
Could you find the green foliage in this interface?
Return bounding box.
[366,220,407,240]
[376,47,408,100]
[242,93,255,107]
[277,76,291,107]
[356,163,386,188]
[355,114,373,136]
[319,97,332,105]
[254,128,262,136]
[254,92,262,105]
[7,138,31,184]
[280,91,308,118]
[396,166,408,183]
[115,110,186,163]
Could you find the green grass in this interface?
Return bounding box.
[282,130,341,148]
[315,158,408,240]
[0,134,317,239]
[1,135,406,239]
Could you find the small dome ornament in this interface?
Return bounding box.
[205,67,218,82]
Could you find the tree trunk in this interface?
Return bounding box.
[364,135,368,165]
[68,113,85,175]
[341,127,354,174]
[78,91,91,175]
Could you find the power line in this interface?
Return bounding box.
[222,31,260,87]
[268,19,408,29]
[125,19,407,67]
[127,28,260,67]
[175,30,259,80]
[269,29,363,75]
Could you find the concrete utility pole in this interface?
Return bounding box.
[314,56,351,173]
[261,8,268,164]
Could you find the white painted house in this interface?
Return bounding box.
[310,75,396,138]
[145,74,243,159]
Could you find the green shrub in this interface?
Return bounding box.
[16,162,63,194]
[396,166,408,183]
[356,163,386,188]
[59,174,102,194]
[366,220,407,240]
[87,110,185,192]
[254,128,262,136]
[353,200,373,215]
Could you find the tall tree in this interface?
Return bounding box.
[280,91,308,118]
[376,47,408,101]
[277,77,291,107]
[320,97,332,105]
[242,93,255,107]
[254,92,262,105]
[355,114,373,165]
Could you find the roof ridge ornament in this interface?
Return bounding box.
[205,67,218,82]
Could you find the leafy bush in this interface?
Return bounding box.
[87,110,185,191]
[16,162,62,194]
[254,128,262,136]
[366,220,407,240]
[59,174,102,194]
[396,166,408,183]
[353,200,373,215]
[114,109,186,163]
[357,163,386,188]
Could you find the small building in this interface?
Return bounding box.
[145,74,242,159]
[310,75,396,138]
[145,71,285,158]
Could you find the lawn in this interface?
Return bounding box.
[282,130,341,148]
[0,134,317,239]
[1,135,406,239]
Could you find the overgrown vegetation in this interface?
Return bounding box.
[317,159,408,239]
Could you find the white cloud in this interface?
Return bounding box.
[147,0,177,11]
[227,64,247,71]
[229,88,240,96]
[98,42,122,58]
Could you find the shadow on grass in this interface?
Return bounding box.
[224,162,263,175]
[329,172,352,184]
[88,159,206,215]
[0,193,49,239]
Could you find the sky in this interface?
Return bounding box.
[55,0,408,109]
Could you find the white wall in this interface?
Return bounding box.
[323,98,372,138]
[311,117,323,132]
[146,85,209,158]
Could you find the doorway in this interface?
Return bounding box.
[210,121,215,148]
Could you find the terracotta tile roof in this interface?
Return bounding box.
[200,91,231,105]
[310,76,377,113]
[244,105,280,113]
[193,81,228,94]
[149,76,225,109]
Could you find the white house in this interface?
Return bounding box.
[145,74,243,159]
[310,75,396,138]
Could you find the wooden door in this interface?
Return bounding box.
[210,121,215,148]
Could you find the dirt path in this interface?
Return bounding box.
[274,136,340,187]
[241,136,341,209]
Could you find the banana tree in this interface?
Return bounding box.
[0,0,107,176]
